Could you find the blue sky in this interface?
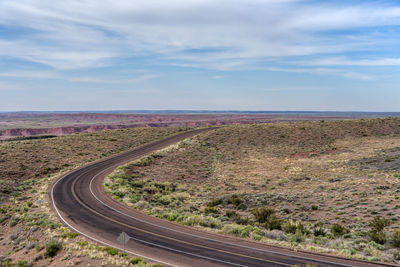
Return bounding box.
[0,0,400,111]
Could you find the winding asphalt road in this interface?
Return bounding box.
[50,128,393,267]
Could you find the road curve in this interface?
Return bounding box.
[50,128,394,267]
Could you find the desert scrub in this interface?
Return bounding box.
[390,230,400,248]
[103,246,118,256]
[0,126,188,202]
[105,118,400,264]
[251,207,282,230]
[61,228,79,239]
[367,216,391,244]
[17,260,28,267]
[9,216,19,227]
[222,224,263,238]
[130,257,147,265]
[45,239,62,257]
[331,223,349,237]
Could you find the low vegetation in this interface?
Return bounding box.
[106,118,400,264]
[0,126,187,266]
[0,126,188,203]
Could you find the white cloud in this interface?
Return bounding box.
[299,57,400,67]
[264,66,374,81]
[0,70,158,83]
[0,0,399,69]
[69,74,158,83]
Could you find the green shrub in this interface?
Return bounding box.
[390,230,400,248]
[251,207,276,223]
[264,214,282,230]
[228,195,243,206]
[226,210,239,218]
[290,230,304,244]
[129,193,140,203]
[296,221,310,235]
[252,233,262,241]
[343,248,356,256]
[283,221,298,234]
[225,210,249,225]
[224,224,256,237]
[369,216,391,232]
[237,203,247,211]
[204,207,219,215]
[161,212,180,222]
[130,257,145,264]
[367,216,391,244]
[158,195,172,205]
[207,198,223,207]
[103,246,118,256]
[77,240,88,247]
[9,217,19,227]
[331,223,349,237]
[45,239,62,257]
[62,231,78,239]
[182,215,203,226]
[113,191,125,198]
[370,240,385,250]
[367,230,386,245]
[313,222,326,237]
[200,216,222,229]
[17,260,28,267]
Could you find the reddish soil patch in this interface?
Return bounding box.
[0,113,349,138]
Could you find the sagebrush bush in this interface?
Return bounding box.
[228,195,243,207]
[331,223,349,237]
[207,198,223,207]
[313,222,326,237]
[45,239,61,257]
[367,230,386,245]
[283,221,298,234]
[251,207,276,223]
[103,246,118,256]
[130,257,146,264]
[9,217,18,227]
[204,207,219,215]
[369,216,391,232]
[367,216,391,244]
[390,230,400,248]
[264,214,282,230]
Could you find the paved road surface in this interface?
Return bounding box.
[50,128,393,267]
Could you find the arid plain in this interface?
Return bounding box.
[0,114,400,266]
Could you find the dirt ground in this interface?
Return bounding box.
[107,118,400,263]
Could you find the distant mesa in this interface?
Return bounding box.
[0,112,376,139]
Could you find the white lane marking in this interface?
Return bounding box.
[51,169,179,267]
[53,165,249,267]
[90,163,357,267]
[87,163,250,267]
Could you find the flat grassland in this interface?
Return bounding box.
[106,118,400,263]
